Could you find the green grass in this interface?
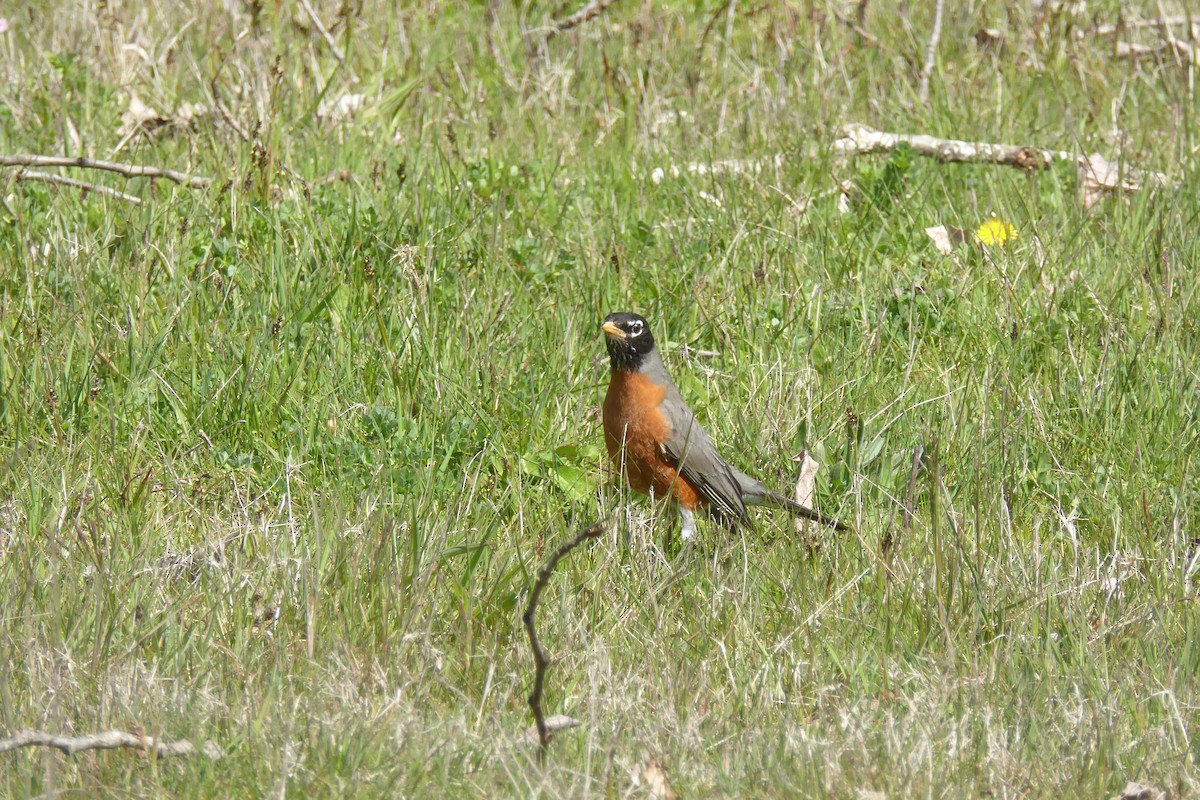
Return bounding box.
[1,0,1198,796]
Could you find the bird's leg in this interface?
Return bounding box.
[678,505,697,541]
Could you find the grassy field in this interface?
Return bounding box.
[1,0,1198,796]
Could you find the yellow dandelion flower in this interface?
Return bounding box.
[975,217,1017,247]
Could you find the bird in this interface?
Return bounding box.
[600,311,846,540]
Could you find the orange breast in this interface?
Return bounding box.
[602,370,702,510]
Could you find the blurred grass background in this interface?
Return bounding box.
[0,0,1197,796]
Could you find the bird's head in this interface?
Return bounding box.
[601,312,656,371]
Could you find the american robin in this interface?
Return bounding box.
[601,312,846,539]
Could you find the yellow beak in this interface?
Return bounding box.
[601,321,625,339]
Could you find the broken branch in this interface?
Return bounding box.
[0,154,211,188]
[297,0,346,64]
[833,122,1077,169]
[833,123,1172,207]
[1115,38,1198,61]
[522,519,606,761]
[6,170,142,204]
[209,74,252,143]
[550,0,621,36]
[1095,16,1197,35]
[0,730,218,759]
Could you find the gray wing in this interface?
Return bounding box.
[657,385,753,528]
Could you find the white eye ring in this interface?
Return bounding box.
[629,320,644,335]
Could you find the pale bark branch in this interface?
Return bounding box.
[1114,38,1198,61]
[297,0,346,64]
[832,123,1078,168]
[210,75,252,143]
[917,0,946,103]
[1096,16,1196,35]
[6,170,142,204]
[0,154,211,188]
[550,0,620,35]
[0,730,219,759]
[833,124,1172,209]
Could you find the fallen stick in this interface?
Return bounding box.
[549,0,620,36]
[6,169,142,204]
[0,154,211,188]
[522,519,607,761]
[832,122,1078,169]
[297,0,346,64]
[1115,38,1198,61]
[210,74,252,143]
[1095,16,1197,35]
[832,7,880,46]
[0,730,218,759]
[833,123,1172,209]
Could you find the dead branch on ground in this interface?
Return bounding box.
[0,730,220,759]
[549,0,620,37]
[1115,38,1198,61]
[1087,11,1200,61]
[209,75,252,143]
[298,0,346,64]
[5,170,142,204]
[527,0,620,62]
[0,155,211,188]
[832,8,880,46]
[833,123,1077,169]
[1096,16,1197,35]
[206,59,313,191]
[522,519,607,761]
[832,123,1172,208]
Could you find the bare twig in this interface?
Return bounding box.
[0,154,211,188]
[550,0,620,36]
[6,170,142,204]
[699,0,734,52]
[526,0,619,70]
[207,66,306,189]
[832,9,880,46]
[522,519,607,760]
[917,0,946,103]
[0,730,218,759]
[209,75,252,143]
[833,122,1077,168]
[297,0,346,64]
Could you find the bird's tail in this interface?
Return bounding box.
[763,490,848,531]
[732,468,848,531]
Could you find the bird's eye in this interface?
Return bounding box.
[629,320,644,336]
